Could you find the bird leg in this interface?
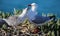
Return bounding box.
[13,26,17,32]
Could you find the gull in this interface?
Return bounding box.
[27,3,55,26]
[0,7,28,27]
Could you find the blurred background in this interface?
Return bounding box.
[0,0,60,17]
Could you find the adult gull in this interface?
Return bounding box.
[27,3,54,25]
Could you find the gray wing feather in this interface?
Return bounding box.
[0,19,8,26]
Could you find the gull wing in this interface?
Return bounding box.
[29,15,54,26]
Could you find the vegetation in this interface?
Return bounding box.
[0,10,60,36]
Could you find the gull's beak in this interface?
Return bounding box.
[28,4,31,6]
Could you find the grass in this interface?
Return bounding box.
[0,10,60,36]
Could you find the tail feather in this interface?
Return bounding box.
[0,18,9,27]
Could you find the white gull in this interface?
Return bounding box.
[27,3,54,25]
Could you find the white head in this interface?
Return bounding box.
[28,3,37,11]
[28,3,37,6]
